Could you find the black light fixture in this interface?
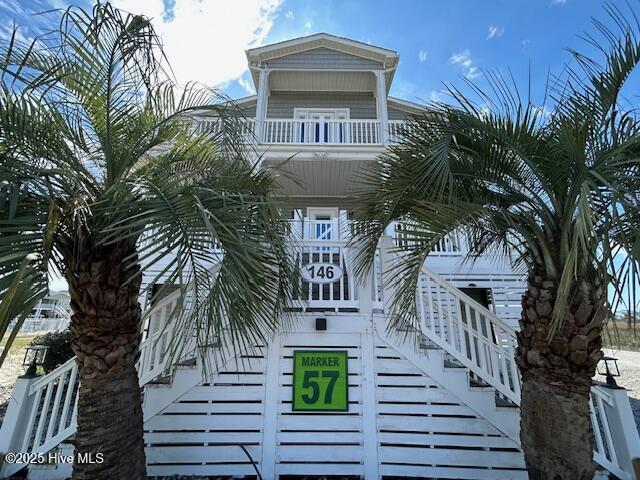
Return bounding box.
[315,318,327,331]
[21,345,49,378]
[597,356,621,387]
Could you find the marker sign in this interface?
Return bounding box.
[292,350,349,411]
[301,262,343,284]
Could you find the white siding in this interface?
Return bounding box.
[142,325,527,479]
[267,47,383,70]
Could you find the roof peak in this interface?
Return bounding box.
[246,32,397,58]
[246,33,399,72]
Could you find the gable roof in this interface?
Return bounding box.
[246,33,400,92]
[246,33,399,69]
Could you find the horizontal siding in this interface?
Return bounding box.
[267,91,376,118]
[239,103,256,117]
[197,100,416,121]
[388,105,412,120]
[267,47,383,70]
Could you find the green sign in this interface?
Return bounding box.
[292,350,349,411]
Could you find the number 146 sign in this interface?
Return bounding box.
[292,351,348,411]
[301,262,343,284]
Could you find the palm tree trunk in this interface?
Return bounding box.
[65,240,146,480]
[516,271,605,480]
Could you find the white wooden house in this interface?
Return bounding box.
[1,33,639,480]
[6,292,71,336]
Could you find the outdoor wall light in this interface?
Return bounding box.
[21,345,49,378]
[315,318,327,331]
[597,356,621,387]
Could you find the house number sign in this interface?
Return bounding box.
[292,350,349,411]
[301,262,343,284]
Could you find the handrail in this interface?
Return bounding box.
[8,286,186,463]
[191,116,428,146]
[590,385,631,479]
[415,264,520,403]
[414,263,636,479]
[263,118,382,145]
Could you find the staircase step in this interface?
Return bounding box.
[176,356,197,367]
[419,337,441,350]
[148,374,172,386]
[495,393,519,409]
[443,353,465,369]
[469,376,492,389]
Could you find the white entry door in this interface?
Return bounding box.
[294,109,349,143]
[306,208,339,241]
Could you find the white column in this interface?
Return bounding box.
[254,68,269,143]
[260,334,281,480]
[375,70,389,145]
[361,331,380,478]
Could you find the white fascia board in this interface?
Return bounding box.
[246,33,399,68]
[387,96,428,113]
[190,95,257,117]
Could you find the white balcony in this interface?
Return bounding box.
[194,117,412,146]
[263,119,382,145]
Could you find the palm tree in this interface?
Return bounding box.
[352,4,640,480]
[0,4,295,479]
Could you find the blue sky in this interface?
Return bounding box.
[0,0,637,298]
[0,0,629,108]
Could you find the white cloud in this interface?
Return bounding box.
[418,49,428,63]
[466,66,480,79]
[112,0,283,88]
[551,0,567,5]
[238,76,256,95]
[450,49,472,68]
[487,25,504,40]
[304,20,312,30]
[450,49,481,79]
[285,10,294,20]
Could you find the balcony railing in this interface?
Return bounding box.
[194,118,412,145]
[263,119,381,144]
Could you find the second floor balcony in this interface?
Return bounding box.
[194,117,413,146]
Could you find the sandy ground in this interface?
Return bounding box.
[602,348,640,432]
[0,350,26,423]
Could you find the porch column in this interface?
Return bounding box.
[374,70,389,145]
[254,68,270,143]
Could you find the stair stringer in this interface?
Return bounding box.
[143,343,267,422]
[143,361,203,422]
[373,314,521,444]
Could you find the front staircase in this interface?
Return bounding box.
[377,263,640,479]
[1,247,639,479]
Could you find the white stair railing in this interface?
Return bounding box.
[416,265,521,403]
[289,240,359,309]
[590,385,627,479]
[1,289,184,470]
[414,263,639,479]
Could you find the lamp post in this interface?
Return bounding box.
[20,345,49,378]
[597,356,621,388]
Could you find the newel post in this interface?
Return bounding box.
[601,386,640,475]
[0,376,40,465]
[378,235,397,315]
